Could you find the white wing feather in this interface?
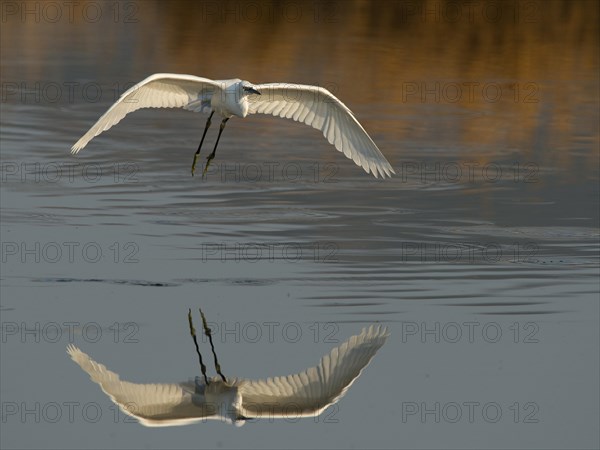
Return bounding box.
[70,73,219,153]
[234,325,389,418]
[249,84,395,178]
[67,345,216,427]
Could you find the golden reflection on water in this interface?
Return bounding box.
[1,0,598,180]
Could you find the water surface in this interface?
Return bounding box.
[1,1,598,449]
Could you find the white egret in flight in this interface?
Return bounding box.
[67,309,389,426]
[71,73,395,178]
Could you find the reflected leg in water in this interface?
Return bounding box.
[200,308,227,382]
[188,308,210,384]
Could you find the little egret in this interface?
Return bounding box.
[67,310,388,426]
[71,73,395,178]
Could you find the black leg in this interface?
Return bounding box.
[199,308,227,382]
[191,111,214,176]
[188,309,210,385]
[202,117,229,178]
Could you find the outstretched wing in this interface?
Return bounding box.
[67,345,216,427]
[248,84,395,178]
[235,325,389,419]
[71,73,220,153]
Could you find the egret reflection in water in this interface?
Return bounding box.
[71,73,395,178]
[67,309,389,427]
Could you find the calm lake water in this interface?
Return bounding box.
[1,1,598,449]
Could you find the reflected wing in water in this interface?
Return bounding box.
[235,325,389,418]
[67,345,218,427]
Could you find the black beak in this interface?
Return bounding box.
[246,87,261,95]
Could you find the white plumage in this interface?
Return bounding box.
[67,325,389,426]
[71,73,395,178]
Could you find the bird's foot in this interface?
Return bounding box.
[191,152,200,177]
[202,152,216,179]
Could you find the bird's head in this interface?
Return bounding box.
[241,81,261,96]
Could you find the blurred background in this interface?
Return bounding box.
[1,1,599,449]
